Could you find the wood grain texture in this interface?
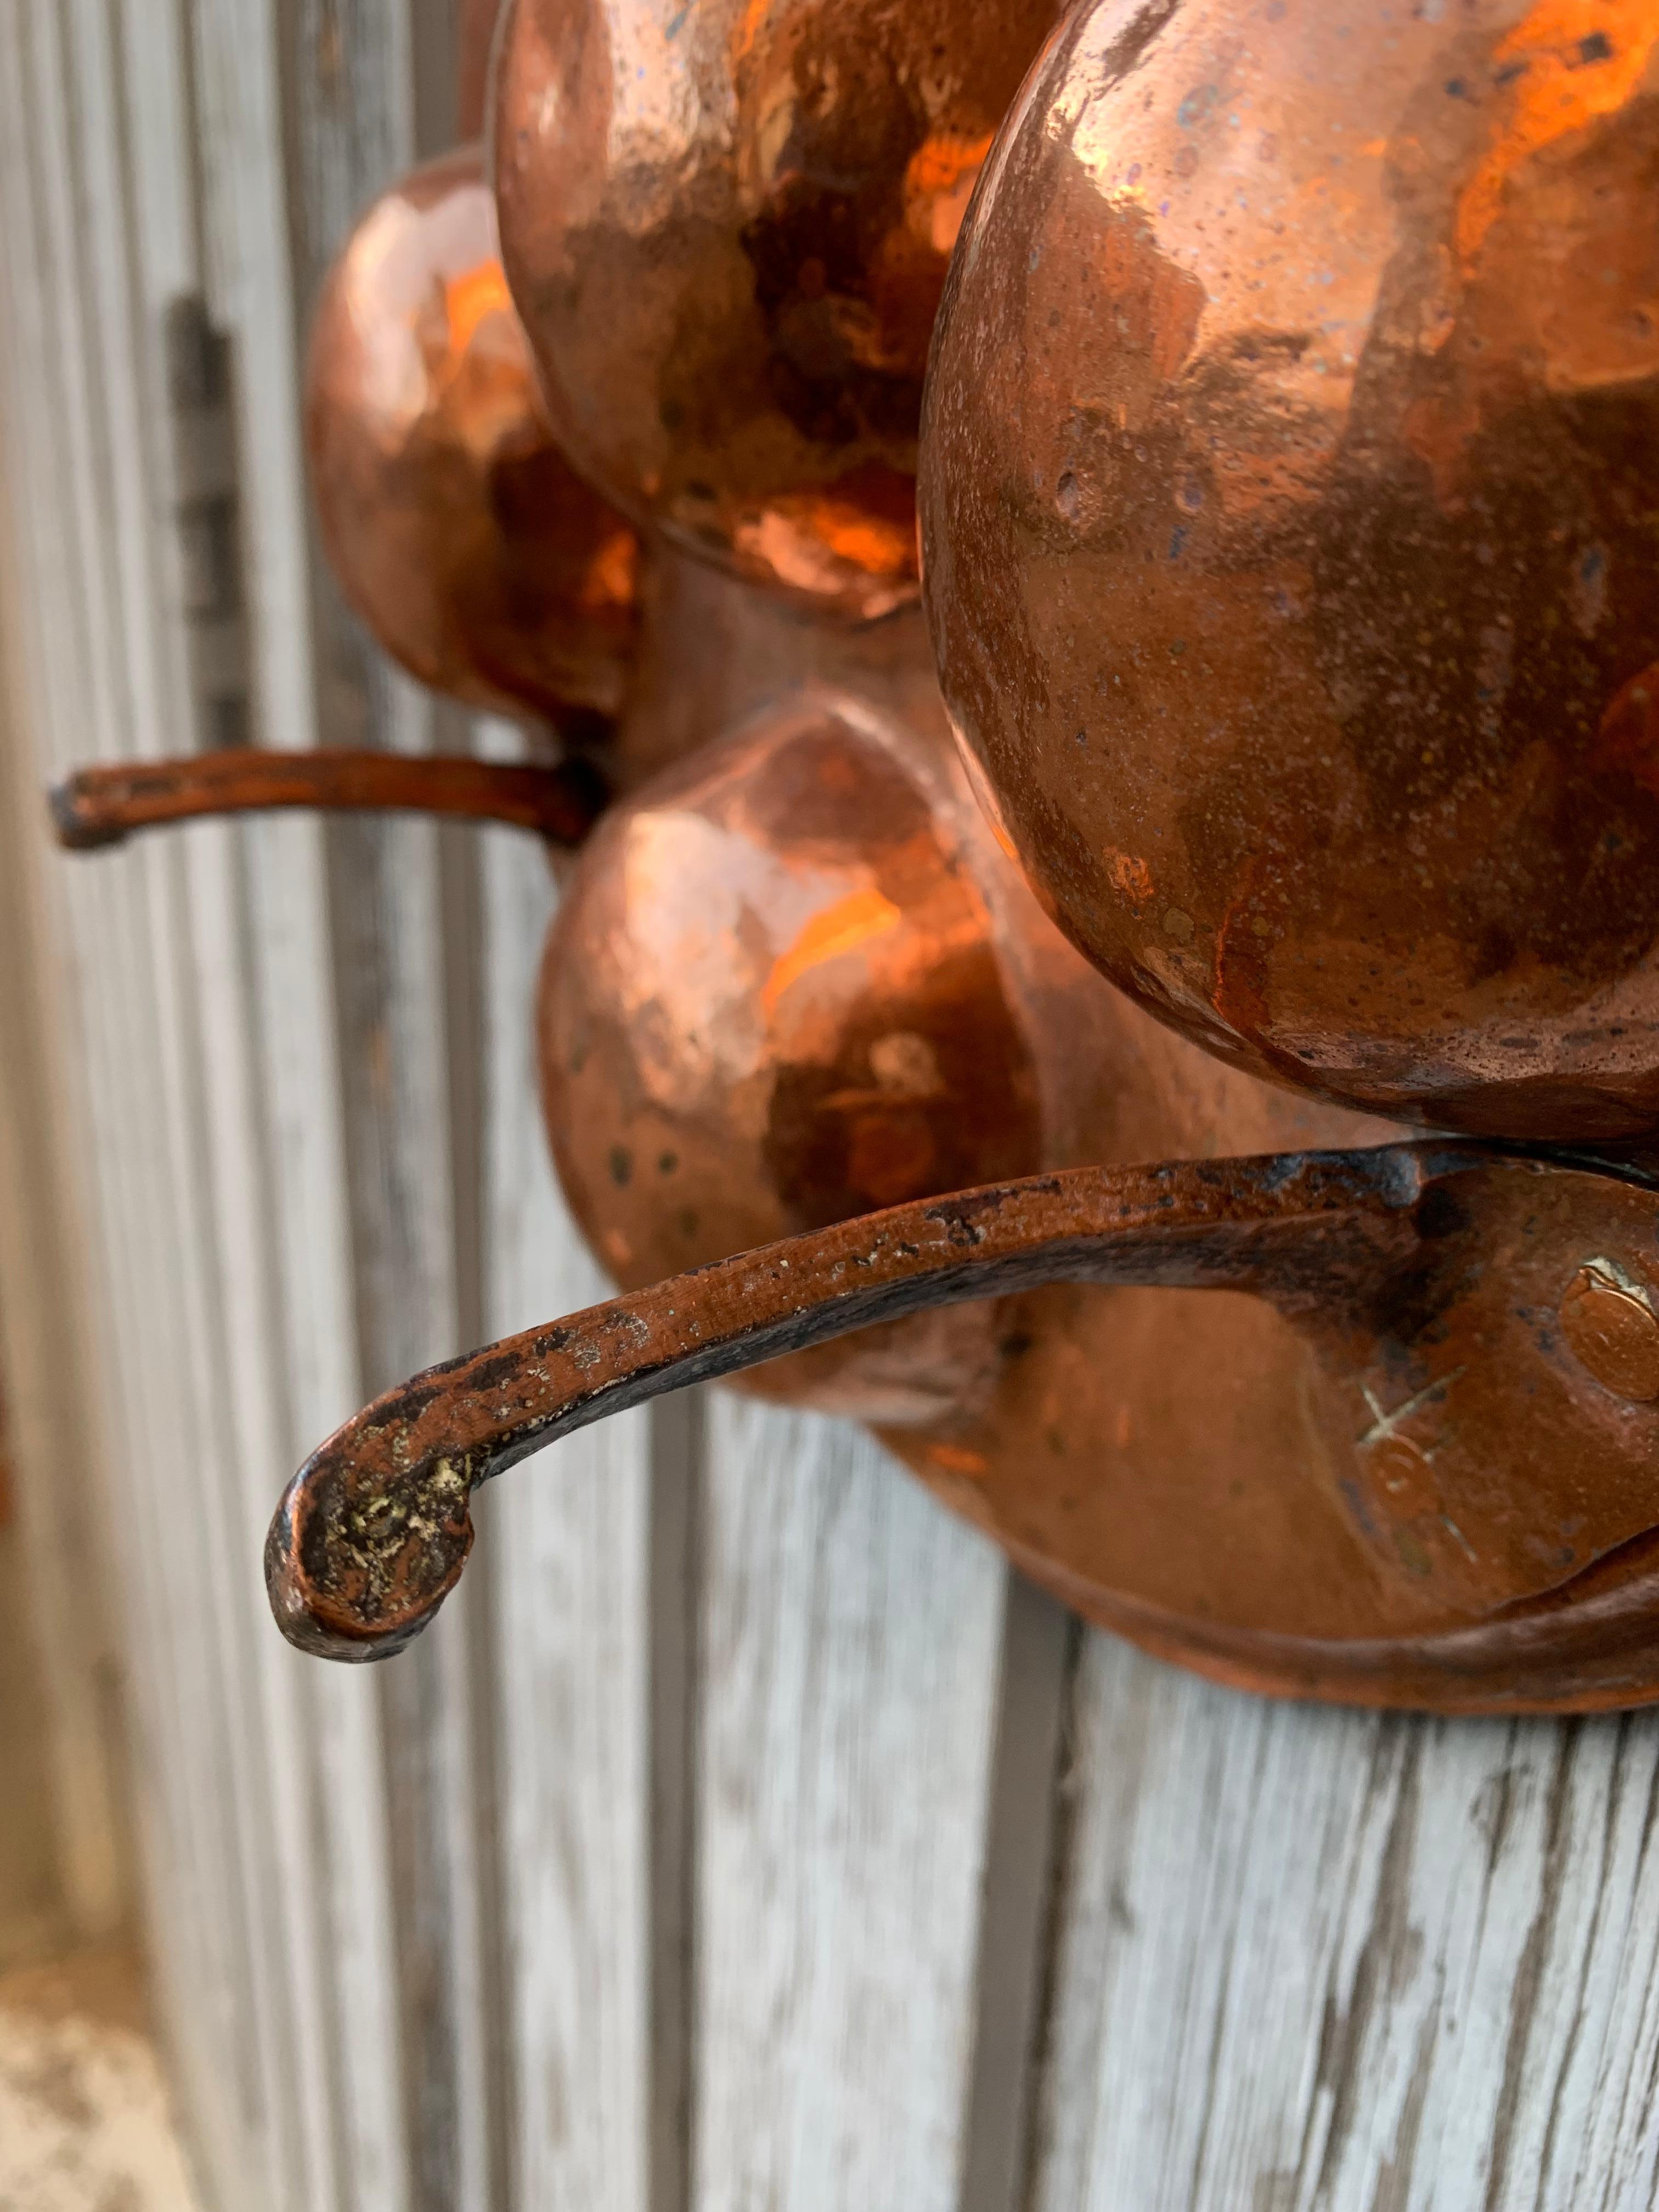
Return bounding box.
[0,8,329,2198]
[478,803,653,2212]
[0,404,129,1959]
[696,1393,1006,2212]
[1031,1637,1659,2212]
[268,8,511,2208]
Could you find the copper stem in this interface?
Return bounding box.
[265,1141,1479,1662]
[50,747,610,853]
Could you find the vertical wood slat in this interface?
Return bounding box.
[1,0,454,2203]
[0,3,293,2196]
[0,354,129,1965]
[695,1396,1007,2212]
[1030,1641,1659,2211]
[478,804,652,2212]
[264,5,506,2200]
[190,1,411,2203]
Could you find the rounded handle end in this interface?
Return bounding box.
[264,1446,477,1661]
[49,772,129,851]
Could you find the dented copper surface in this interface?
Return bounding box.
[492,0,1065,620]
[541,666,1394,1427]
[920,0,1659,1143]
[306,143,641,727]
[541,687,1052,1421]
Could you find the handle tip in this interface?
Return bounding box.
[264,1447,477,1661]
[49,774,128,851]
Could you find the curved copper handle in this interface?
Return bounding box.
[49,746,609,852]
[267,1143,1469,1660]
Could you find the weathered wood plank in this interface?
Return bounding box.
[189,2,424,2202]
[0,7,333,2198]
[0,418,128,1963]
[1030,1637,1659,2212]
[478,806,653,2212]
[695,1395,1006,2212]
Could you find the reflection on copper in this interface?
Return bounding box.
[306,143,641,727]
[493,0,1065,620]
[538,689,1056,1421]
[537,656,1408,1508]
[921,0,1659,1143]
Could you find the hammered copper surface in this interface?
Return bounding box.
[265,1143,1659,1711]
[540,689,1051,1421]
[492,0,1065,619]
[540,659,1394,1425]
[306,144,641,725]
[921,0,1659,1143]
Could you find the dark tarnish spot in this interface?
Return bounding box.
[1102,0,1182,84]
[1260,1148,1319,1193]
[466,1348,526,1396]
[1413,1182,1471,1243]
[362,1379,445,1431]
[300,1452,475,1637]
[923,1204,991,1248]
[529,1324,577,1358]
[609,1144,634,1187]
[921,1180,1058,1247]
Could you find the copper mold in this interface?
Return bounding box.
[50,0,1659,1716]
[266,1141,1659,1713]
[306,143,641,730]
[919,0,1659,1143]
[491,0,1066,619]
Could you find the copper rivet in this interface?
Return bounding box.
[1560,1266,1659,1403]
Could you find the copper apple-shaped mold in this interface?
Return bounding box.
[540,687,1060,1425]
[52,0,1659,1717]
[306,142,642,733]
[919,0,1659,1143]
[539,676,1400,1441]
[491,0,1066,620]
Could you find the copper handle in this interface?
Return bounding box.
[265,1142,1471,1661]
[49,747,609,853]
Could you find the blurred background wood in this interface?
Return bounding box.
[1,3,1658,2209]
